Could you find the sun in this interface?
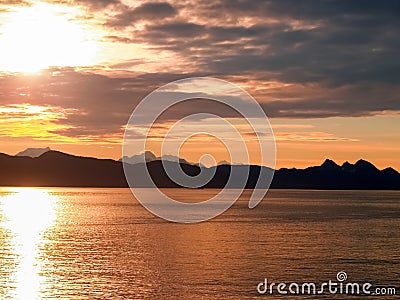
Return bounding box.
[0,2,99,73]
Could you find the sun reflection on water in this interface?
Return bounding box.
[0,188,57,299]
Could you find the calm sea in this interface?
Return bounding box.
[0,188,399,299]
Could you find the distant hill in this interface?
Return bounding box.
[273,159,400,189]
[0,151,398,189]
[16,147,51,158]
[121,151,194,165]
[0,151,124,187]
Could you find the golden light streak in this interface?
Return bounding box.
[0,104,122,144]
[0,104,71,138]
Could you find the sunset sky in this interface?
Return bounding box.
[0,0,398,169]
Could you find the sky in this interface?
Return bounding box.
[0,0,399,169]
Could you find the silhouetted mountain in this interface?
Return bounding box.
[121,151,194,165]
[274,158,398,189]
[0,151,398,189]
[354,159,379,172]
[217,160,231,166]
[121,151,156,164]
[16,147,51,158]
[0,151,125,187]
[320,158,340,170]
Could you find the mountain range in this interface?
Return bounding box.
[0,150,398,189]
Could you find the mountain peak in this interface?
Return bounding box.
[320,159,339,169]
[382,167,399,175]
[121,151,156,164]
[218,160,231,166]
[354,159,378,171]
[16,147,51,158]
[341,161,355,172]
[355,158,371,165]
[144,151,157,162]
[342,161,351,167]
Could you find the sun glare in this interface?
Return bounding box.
[0,2,99,73]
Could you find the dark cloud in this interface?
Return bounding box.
[0,69,210,138]
[146,21,205,37]
[104,35,135,44]
[107,2,177,27]
[0,68,399,140]
[116,0,399,88]
[262,93,400,119]
[203,0,400,22]
[1,0,399,139]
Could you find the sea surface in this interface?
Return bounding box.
[0,188,399,299]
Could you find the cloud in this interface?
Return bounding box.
[0,67,399,143]
[243,130,358,142]
[0,103,72,139]
[104,0,399,89]
[274,131,359,142]
[6,0,397,94]
[37,0,120,10]
[0,69,212,140]
[107,2,177,27]
[72,0,120,10]
[146,21,205,37]
[271,124,314,129]
[0,0,31,5]
[258,82,400,118]
[0,1,399,138]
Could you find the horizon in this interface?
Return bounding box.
[3,146,399,172]
[0,1,399,171]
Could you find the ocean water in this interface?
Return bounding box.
[0,188,399,299]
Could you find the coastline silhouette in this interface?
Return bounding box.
[0,150,398,189]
